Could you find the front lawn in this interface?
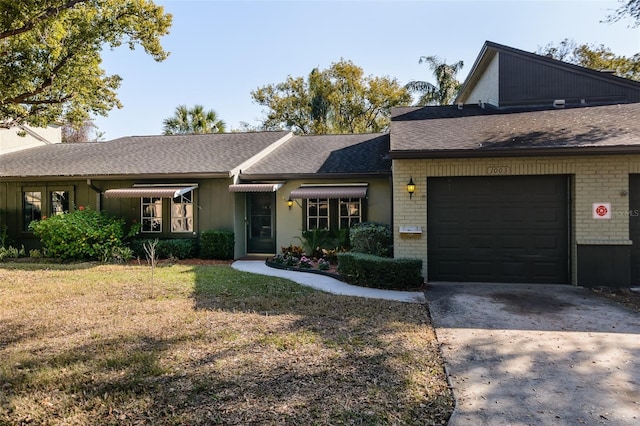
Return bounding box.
[0,263,453,425]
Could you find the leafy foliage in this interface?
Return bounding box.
[199,230,234,260]
[0,0,172,128]
[538,39,640,81]
[163,104,226,135]
[607,0,640,27]
[29,207,129,261]
[349,222,393,257]
[337,252,423,290]
[251,59,411,134]
[405,56,464,106]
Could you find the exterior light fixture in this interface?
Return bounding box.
[407,177,416,199]
[287,197,294,209]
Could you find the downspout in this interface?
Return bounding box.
[86,179,102,211]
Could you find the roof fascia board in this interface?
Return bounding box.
[0,172,232,181]
[390,146,640,159]
[229,132,294,182]
[238,172,391,180]
[455,41,496,104]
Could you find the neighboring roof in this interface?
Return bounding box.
[390,103,640,158]
[241,133,391,178]
[0,131,291,178]
[455,41,640,105]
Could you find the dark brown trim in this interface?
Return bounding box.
[238,172,390,180]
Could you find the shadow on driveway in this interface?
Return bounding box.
[426,283,640,425]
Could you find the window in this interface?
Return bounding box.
[22,187,74,231]
[51,191,70,216]
[140,190,195,234]
[23,191,42,231]
[339,198,362,228]
[141,197,162,233]
[305,197,365,231]
[307,198,329,230]
[171,191,193,233]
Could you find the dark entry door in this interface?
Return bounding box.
[427,175,569,284]
[631,175,640,285]
[247,192,275,254]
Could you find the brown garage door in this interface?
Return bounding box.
[631,175,640,285]
[427,175,569,284]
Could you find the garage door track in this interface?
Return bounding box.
[426,283,640,425]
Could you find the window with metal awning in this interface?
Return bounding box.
[228,183,283,193]
[103,185,198,199]
[288,184,368,230]
[288,184,368,199]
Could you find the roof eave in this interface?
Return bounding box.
[390,145,640,159]
[0,172,233,182]
[238,171,391,181]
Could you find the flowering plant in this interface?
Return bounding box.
[318,258,331,271]
[298,255,313,269]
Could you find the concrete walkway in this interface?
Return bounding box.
[426,282,640,425]
[231,260,425,303]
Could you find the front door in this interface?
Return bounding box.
[247,192,276,254]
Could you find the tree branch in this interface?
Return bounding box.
[0,0,88,40]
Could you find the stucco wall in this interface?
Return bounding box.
[393,154,640,284]
[0,125,62,155]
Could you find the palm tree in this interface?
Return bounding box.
[405,56,464,106]
[163,105,226,135]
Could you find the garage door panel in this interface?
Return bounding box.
[631,175,640,285]
[427,175,569,284]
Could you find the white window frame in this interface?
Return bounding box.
[307,198,330,230]
[339,197,362,229]
[171,191,194,233]
[141,197,162,233]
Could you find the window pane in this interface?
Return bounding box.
[23,191,42,231]
[51,191,69,216]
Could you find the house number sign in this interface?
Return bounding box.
[487,166,511,175]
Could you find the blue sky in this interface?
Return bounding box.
[93,0,640,140]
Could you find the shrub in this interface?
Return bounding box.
[337,252,423,290]
[296,228,334,258]
[349,222,393,257]
[130,238,197,260]
[0,245,24,261]
[199,230,234,260]
[29,208,128,261]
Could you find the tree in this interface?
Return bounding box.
[538,39,640,81]
[162,105,226,135]
[251,59,411,135]
[61,119,103,142]
[0,1,172,129]
[607,0,640,27]
[405,56,464,106]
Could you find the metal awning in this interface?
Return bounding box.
[103,186,197,199]
[289,185,368,199]
[228,183,283,193]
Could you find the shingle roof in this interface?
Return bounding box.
[242,133,391,176]
[390,103,640,156]
[0,131,290,178]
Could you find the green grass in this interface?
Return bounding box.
[0,262,453,425]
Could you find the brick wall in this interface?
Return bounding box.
[393,154,640,284]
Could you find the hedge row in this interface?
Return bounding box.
[131,230,235,260]
[337,252,423,290]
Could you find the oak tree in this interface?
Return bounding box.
[251,59,411,135]
[0,0,172,128]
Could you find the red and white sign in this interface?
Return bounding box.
[592,203,611,219]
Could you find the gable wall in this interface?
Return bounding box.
[499,52,640,106]
[465,52,500,107]
[393,154,640,284]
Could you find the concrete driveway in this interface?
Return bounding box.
[426,283,640,425]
